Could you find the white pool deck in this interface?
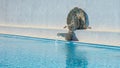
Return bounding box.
[0,25,120,46]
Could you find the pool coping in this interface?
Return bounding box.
[0,33,120,50]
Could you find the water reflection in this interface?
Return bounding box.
[65,42,88,68]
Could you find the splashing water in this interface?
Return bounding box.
[55,36,59,46]
[55,35,61,51]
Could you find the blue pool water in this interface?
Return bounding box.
[0,34,120,68]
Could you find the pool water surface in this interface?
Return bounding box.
[0,34,120,68]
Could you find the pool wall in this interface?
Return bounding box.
[0,0,120,46]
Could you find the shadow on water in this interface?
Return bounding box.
[65,42,88,68]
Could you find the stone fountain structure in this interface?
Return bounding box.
[57,7,91,41]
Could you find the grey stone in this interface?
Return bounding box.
[67,7,89,31]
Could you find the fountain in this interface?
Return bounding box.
[57,7,91,41]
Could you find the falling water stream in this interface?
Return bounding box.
[55,33,62,46]
[54,35,60,50]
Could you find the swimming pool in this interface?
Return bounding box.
[0,34,120,68]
